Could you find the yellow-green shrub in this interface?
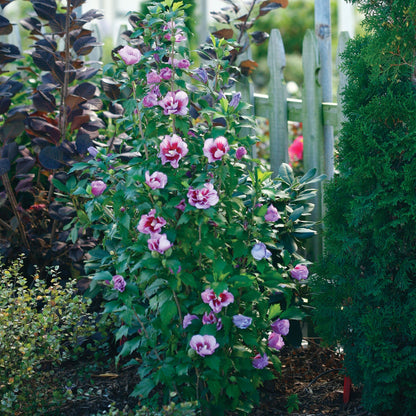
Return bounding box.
[0,256,96,415]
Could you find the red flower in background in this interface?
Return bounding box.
[288,135,303,165]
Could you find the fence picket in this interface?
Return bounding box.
[267,29,288,174]
[302,29,325,259]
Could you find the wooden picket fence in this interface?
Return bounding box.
[238,29,351,259]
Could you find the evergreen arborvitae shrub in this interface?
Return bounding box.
[311,1,416,415]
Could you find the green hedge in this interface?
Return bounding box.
[311,1,416,415]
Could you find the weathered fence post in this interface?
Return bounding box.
[267,29,288,175]
[302,30,324,260]
[315,0,334,180]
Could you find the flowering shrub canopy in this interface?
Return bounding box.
[64,1,323,413]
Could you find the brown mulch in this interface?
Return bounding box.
[251,339,373,416]
[55,339,373,416]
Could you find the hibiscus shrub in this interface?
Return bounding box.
[60,1,323,413]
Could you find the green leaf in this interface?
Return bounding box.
[280,306,307,320]
[119,336,142,356]
[293,228,316,239]
[204,355,221,372]
[278,163,294,184]
[299,168,317,184]
[94,270,113,281]
[226,383,240,399]
[289,206,304,222]
[52,178,68,193]
[268,303,281,320]
[160,300,177,326]
[131,377,157,398]
[206,379,222,399]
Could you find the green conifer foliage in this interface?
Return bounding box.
[311,1,416,414]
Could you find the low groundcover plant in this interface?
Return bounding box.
[60,1,323,414]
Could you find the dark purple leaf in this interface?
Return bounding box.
[0,0,15,9]
[0,15,12,35]
[73,82,98,99]
[78,9,104,24]
[81,97,102,111]
[70,0,87,8]
[32,50,54,71]
[259,0,288,16]
[70,114,90,131]
[212,28,234,40]
[15,175,34,193]
[102,102,124,119]
[20,17,42,34]
[73,35,101,56]
[0,78,23,98]
[0,112,26,141]
[251,31,269,44]
[0,43,20,64]
[81,118,105,131]
[35,37,57,53]
[128,14,141,29]
[26,116,61,143]
[0,157,10,174]
[76,66,99,80]
[2,141,17,160]
[49,13,69,34]
[31,0,57,20]
[210,11,230,24]
[16,157,36,174]
[66,94,86,110]
[38,146,64,169]
[51,241,67,252]
[0,97,10,114]
[68,244,84,261]
[32,90,56,112]
[100,78,120,100]
[52,61,76,85]
[76,132,93,154]
[49,202,75,222]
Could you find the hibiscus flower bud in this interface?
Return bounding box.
[118,45,142,65]
[91,180,107,196]
[232,314,252,329]
[252,353,269,369]
[112,275,126,292]
[251,243,272,261]
[235,146,247,160]
[264,204,281,222]
[268,332,285,350]
[271,318,290,336]
[290,264,309,281]
[229,92,241,108]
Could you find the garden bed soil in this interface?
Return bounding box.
[57,339,374,416]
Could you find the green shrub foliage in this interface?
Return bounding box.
[311,1,416,414]
[0,257,97,415]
